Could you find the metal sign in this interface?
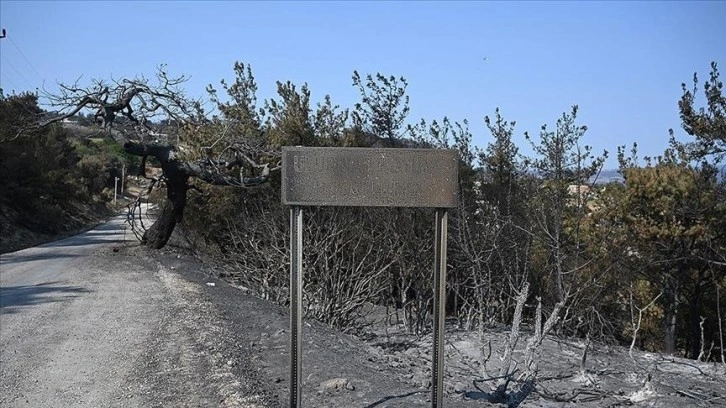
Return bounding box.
[282,147,458,208]
[283,146,457,408]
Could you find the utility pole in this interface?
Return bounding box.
[114,177,119,205]
[121,164,125,198]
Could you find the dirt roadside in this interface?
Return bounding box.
[151,247,440,407]
[152,245,726,408]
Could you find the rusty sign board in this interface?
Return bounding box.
[282,146,459,407]
[281,147,458,208]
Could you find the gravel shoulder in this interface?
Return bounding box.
[0,217,275,408]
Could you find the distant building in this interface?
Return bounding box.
[567,184,602,212]
[567,184,591,197]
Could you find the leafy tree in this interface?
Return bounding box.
[677,61,726,162]
[481,108,522,208]
[313,95,349,146]
[208,61,262,136]
[264,81,315,147]
[351,71,410,140]
[0,93,107,250]
[476,109,534,325]
[613,152,723,356]
[0,91,44,143]
[525,106,608,309]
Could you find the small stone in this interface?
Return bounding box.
[412,373,431,389]
[319,378,353,392]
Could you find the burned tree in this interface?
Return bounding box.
[39,66,280,248]
[121,141,277,248]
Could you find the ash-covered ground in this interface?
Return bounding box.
[149,247,726,408]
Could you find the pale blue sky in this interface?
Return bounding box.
[1,1,724,168]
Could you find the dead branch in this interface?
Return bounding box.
[126,177,160,241]
[580,334,590,374]
[480,338,492,377]
[523,298,564,376]
[711,267,725,365]
[629,288,663,365]
[534,384,611,404]
[653,380,722,407]
[36,66,205,141]
[500,282,529,378]
[655,356,716,380]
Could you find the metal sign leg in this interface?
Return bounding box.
[432,208,448,407]
[290,206,303,408]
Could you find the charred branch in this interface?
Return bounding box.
[35,67,205,141]
[122,141,280,187]
[120,139,279,248]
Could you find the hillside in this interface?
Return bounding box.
[0,95,139,254]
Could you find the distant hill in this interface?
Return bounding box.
[591,164,725,185]
[592,169,623,185]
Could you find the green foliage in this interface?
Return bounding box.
[482,109,520,186]
[207,61,263,139]
[526,105,607,185]
[0,91,43,143]
[264,81,315,147]
[0,93,124,250]
[678,61,726,161]
[352,71,410,140]
[524,106,609,314]
[314,95,349,146]
[608,150,725,356]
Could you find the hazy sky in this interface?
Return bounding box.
[1,1,724,168]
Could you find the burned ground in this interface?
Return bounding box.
[149,246,726,407]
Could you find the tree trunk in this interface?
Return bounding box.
[663,269,681,355]
[689,269,705,359]
[122,141,275,250]
[142,166,189,249]
[664,307,677,355]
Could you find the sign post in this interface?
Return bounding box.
[282,147,458,407]
[289,206,303,408]
[432,208,448,407]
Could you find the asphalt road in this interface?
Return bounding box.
[0,212,270,407]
